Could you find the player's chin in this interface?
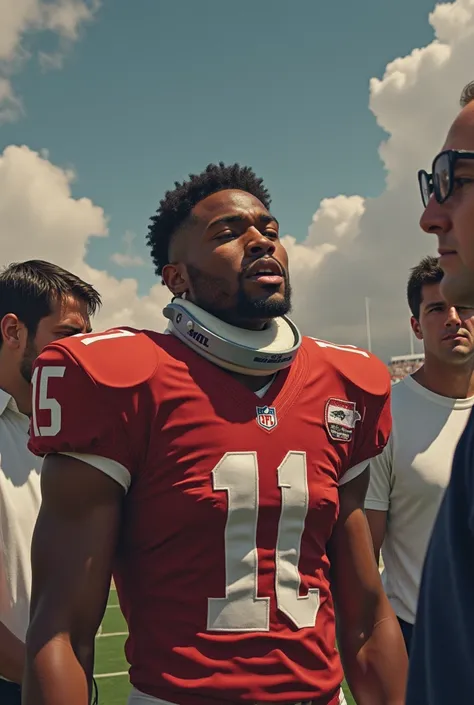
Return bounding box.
[252,292,291,320]
[452,341,474,354]
[441,270,474,307]
[443,343,472,361]
[252,289,287,308]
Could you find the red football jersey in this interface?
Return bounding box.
[29,328,391,705]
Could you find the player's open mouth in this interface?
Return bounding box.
[249,273,284,285]
[245,259,284,285]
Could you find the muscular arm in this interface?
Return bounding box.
[330,468,407,705]
[23,454,123,705]
[365,510,387,566]
[0,622,24,683]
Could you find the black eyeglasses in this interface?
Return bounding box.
[418,149,474,208]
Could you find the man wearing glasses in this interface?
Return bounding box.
[407,81,474,704]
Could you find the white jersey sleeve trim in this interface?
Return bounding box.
[364,497,390,510]
[58,452,131,492]
[339,459,370,486]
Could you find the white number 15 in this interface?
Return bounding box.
[31,329,135,438]
[31,365,66,437]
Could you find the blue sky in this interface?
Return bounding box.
[1,0,437,297]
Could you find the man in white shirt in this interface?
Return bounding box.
[365,255,474,654]
[0,260,100,704]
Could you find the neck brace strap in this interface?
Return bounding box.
[163,299,302,376]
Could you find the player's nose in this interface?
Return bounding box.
[246,227,276,257]
[445,306,462,327]
[420,197,452,236]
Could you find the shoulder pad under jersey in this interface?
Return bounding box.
[303,336,391,396]
[47,327,160,389]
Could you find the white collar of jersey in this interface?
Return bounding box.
[163,298,302,376]
[0,389,20,416]
[0,389,10,416]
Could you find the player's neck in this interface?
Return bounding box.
[226,370,276,392]
[218,314,269,331]
[412,358,474,399]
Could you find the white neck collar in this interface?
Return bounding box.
[163,299,302,376]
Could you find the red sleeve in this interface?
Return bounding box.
[307,337,392,484]
[28,343,143,489]
[351,383,392,468]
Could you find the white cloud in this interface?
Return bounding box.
[38,51,64,71]
[110,253,146,268]
[0,0,99,120]
[110,231,145,268]
[0,0,99,60]
[39,0,99,41]
[0,78,23,123]
[0,145,107,265]
[0,144,170,333]
[284,0,474,360]
[1,0,474,360]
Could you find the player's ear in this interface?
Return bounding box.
[0,313,26,351]
[410,315,423,341]
[161,263,189,297]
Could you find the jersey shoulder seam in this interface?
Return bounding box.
[42,333,160,390]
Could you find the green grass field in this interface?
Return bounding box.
[94,587,355,705]
[94,587,129,704]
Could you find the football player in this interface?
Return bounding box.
[23,164,407,705]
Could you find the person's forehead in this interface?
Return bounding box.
[421,282,443,306]
[46,295,89,324]
[443,102,474,150]
[192,189,270,222]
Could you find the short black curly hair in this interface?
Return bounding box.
[147,162,272,276]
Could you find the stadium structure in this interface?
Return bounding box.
[387,353,424,381]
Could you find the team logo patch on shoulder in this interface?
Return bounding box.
[256,405,278,430]
[325,398,361,442]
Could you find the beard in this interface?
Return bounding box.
[20,335,39,384]
[185,263,292,323]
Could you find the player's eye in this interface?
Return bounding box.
[54,329,80,339]
[216,230,237,240]
[453,177,474,192]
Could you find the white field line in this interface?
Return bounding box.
[96,631,128,638]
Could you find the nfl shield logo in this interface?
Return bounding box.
[256,405,278,430]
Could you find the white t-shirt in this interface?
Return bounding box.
[0,389,42,643]
[365,374,474,624]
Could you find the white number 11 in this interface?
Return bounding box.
[207,451,320,632]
